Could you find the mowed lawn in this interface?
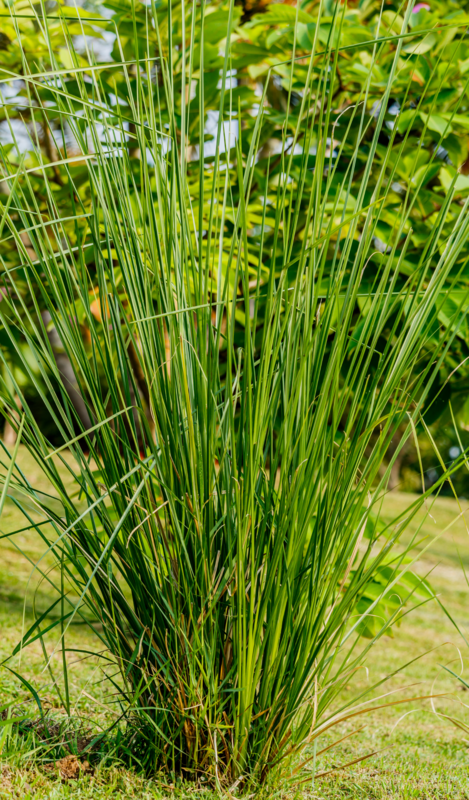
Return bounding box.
[1,448,469,798]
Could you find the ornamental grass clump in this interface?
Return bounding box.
[0,0,468,788]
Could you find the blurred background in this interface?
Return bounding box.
[2,0,469,495]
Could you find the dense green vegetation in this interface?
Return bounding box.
[1,0,469,794]
[3,0,469,487]
[1,455,469,798]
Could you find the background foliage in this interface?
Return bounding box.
[2,0,469,491]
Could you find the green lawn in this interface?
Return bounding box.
[1,449,469,798]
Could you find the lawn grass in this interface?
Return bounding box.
[1,448,469,798]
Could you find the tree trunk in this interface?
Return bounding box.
[42,311,92,430]
[387,439,410,490]
[3,395,21,447]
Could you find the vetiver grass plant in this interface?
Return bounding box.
[0,0,469,788]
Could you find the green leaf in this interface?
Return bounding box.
[420,112,453,136]
[403,32,437,54]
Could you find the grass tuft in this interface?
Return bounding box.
[0,0,468,789]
